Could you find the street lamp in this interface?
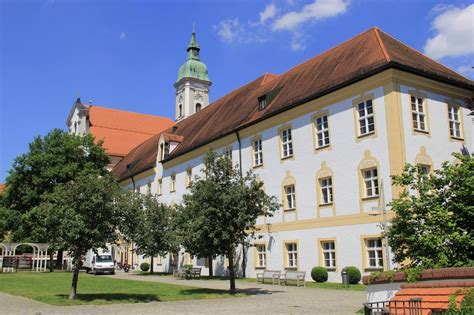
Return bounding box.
[368,179,391,271]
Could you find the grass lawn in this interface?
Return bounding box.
[136,272,366,291]
[0,271,245,306]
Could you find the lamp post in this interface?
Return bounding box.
[369,179,391,271]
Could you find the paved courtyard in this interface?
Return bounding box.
[0,272,366,315]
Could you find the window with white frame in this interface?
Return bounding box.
[281,128,293,158]
[418,164,430,176]
[284,185,296,209]
[363,168,379,197]
[366,238,383,269]
[258,96,267,111]
[253,139,263,166]
[315,115,330,148]
[256,244,266,268]
[186,168,192,188]
[448,105,462,138]
[170,174,176,192]
[157,179,162,195]
[286,243,298,268]
[224,147,232,160]
[321,241,336,269]
[319,177,333,204]
[357,100,375,136]
[411,96,427,131]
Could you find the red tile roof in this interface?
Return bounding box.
[0,183,4,193]
[389,281,473,314]
[88,106,174,157]
[113,27,473,181]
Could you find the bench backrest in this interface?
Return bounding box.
[284,270,306,279]
[192,267,202,274]
[263,270,281,277]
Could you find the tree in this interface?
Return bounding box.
[387,153,473,269]
[130,193,178,273]
[3,129,110,269]
[37,171,122,299]
[176,151,280,293]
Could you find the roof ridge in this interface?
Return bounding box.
[376,28,471,80]
[91,124,168,136]
[373,27,390,62]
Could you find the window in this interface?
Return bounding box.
[147,182,152,194]
[418,164,430,176]
[258,96,267,110]
[284,185,296,210]
[160,142,170,160]
[157,179,162,195]
[170,174,176,192]
[253,139,263,166]
[366,238,383,269]
[256,244,266,268]
[224,147,232,160]
[315,115,330,148]
[411,96,427,132]
[321,241,336,269]
[195,103,202,112]
[319,177,333,204]
[448,105,462,138]
[178,104,183,117]
[363,168,379,198]
[286,243,298,268]
[357,100,375,136]
[281,128,293,158]
[185,168,192,188]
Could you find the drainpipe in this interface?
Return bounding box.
[235,131,246,278]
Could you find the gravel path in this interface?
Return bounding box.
[1,272,365,315]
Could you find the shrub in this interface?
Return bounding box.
[140,262,150,272]
[183,264,193,270]
[311,266,328,282]
[341,266,361,284]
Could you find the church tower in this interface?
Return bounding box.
[174,31,211,121]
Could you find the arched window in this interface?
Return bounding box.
[196,103,202,112]
[178,104,183,117]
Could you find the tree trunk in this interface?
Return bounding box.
[228,250,236,294]
[69,265,80,300]
[208,257,213,277]
[55,250,64,269]
[150,256,154,273]
[49,250,54,272]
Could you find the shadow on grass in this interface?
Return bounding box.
[180,287,280,296]
[56,293,160,303]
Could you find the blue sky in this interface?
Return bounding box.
[1,0,473,182]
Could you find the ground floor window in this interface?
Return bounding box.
[321,240,336,270]
[366,238,383,269]
[286,243,298,268]
[256,244,266,268]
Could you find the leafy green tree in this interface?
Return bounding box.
[388,153,473,268]
[176,151,280,293]
[37,171,122,300]
[130,193,178,273]
[3,129,110,243]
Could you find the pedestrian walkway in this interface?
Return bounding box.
[1,272,365,314]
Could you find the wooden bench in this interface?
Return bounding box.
[280,270,306,287]
[173,268,187,278]
[256,270,281,285]
[191,267,202,278]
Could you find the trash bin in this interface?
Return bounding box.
[342,270,350,287]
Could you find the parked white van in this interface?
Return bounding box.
[83,247,115,275]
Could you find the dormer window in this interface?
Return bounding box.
[160,141,170,160]
[258,95,267,111]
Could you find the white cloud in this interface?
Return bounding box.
[260,4,277,24]
[214,0,349,51]
[424,4,474,59]
[120,32,127,40]
[215,19,243,42]
[272,0,349,31]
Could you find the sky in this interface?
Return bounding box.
[1,0,473,182]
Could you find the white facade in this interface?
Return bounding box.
[123,71,473,282]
